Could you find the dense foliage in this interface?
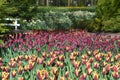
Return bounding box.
[93,0,120,32]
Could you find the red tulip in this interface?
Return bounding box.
[111,65,119,72]
[86,62,91,69]
[112,72,120,79]
[79,73,87,80]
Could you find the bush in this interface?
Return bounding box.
[21,9,95,30]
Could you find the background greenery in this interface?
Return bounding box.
[0,0,120,33]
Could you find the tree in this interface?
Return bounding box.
[0,0,37,20]
[95,0,120,32]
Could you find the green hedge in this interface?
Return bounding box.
[37,6,96,12]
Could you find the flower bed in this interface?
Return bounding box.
[1,30,120,80]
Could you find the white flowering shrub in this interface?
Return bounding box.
[21,10,95,30]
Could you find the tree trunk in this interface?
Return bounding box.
[36,0,39,6]
[46,0,49,6]
[68,0,70,6]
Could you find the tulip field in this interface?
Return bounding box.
[0,30,120,80]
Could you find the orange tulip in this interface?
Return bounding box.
[12,70,16,77]
[105,64,111,71]
[95,54,101,62]
[82,59,88,65]
[28,61,35,70]
[66,46,70,51]
[87,68,93,75]
[93,71,99,80]
[58,55,64,61]
[18,55,23,60]
[79,73,87,80]
[18,61,22,67]
[82,54,88,59]
[36,70,48,80]
[31,55,37,62]
[9,61,16,68]
[72,60,80,69]
[86,62,91,69]
[87,50,92,55]
[59,62,64,68]
[89,57,94,63]
[70,55,76,60]
[42,52,46,57]
[24,65,29,71]
[24,55,29,61]
[106,52,112,58]
[51,67,58,75]
[18,66,23,74]
[1,66,5,71]
[74,69,80,77]
[49,77,54,80]
[5,66,9,72]
[18,77,24,80]
[102,61,107,67]
[60,77,65,80]
[94,62,99,69]
[93,49,99,56]
[37,57,44,64]
[2,72,10,79]
[65,71,69,78]
[15,56,19,62]
[115,55,119,61]
[102,68,108,75]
